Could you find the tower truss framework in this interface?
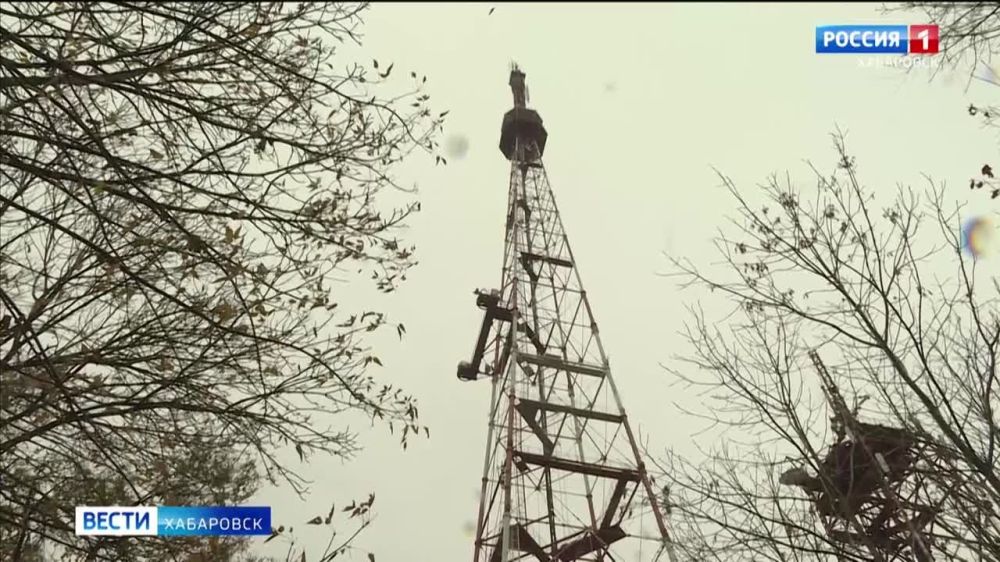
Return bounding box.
[457,66,674,562]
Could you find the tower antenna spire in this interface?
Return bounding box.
[509,63,527,108]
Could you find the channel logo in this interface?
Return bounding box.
[816,24,939,55]
[75,506,271,537]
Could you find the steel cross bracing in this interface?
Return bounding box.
[457,66,675,562]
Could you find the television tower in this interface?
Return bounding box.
[456,65,674,562]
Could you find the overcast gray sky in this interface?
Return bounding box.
[253,3,998,561]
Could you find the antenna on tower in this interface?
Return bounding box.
[508,63,527,108]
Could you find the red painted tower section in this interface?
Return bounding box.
[457,65,676,562]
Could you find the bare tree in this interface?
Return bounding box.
[0,2,443,560]
[894,2,1000,199]
[894,2,1000,69]
[653,134,999,561]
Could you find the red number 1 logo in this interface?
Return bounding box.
[909,24,939,54]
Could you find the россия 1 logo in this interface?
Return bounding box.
[816,24,939,55]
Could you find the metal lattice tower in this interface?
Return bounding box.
[797,351,939,562]
[456,66,674,562]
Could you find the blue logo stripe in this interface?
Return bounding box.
[157,506,271,536]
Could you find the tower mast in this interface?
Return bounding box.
[457,65,674,562]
